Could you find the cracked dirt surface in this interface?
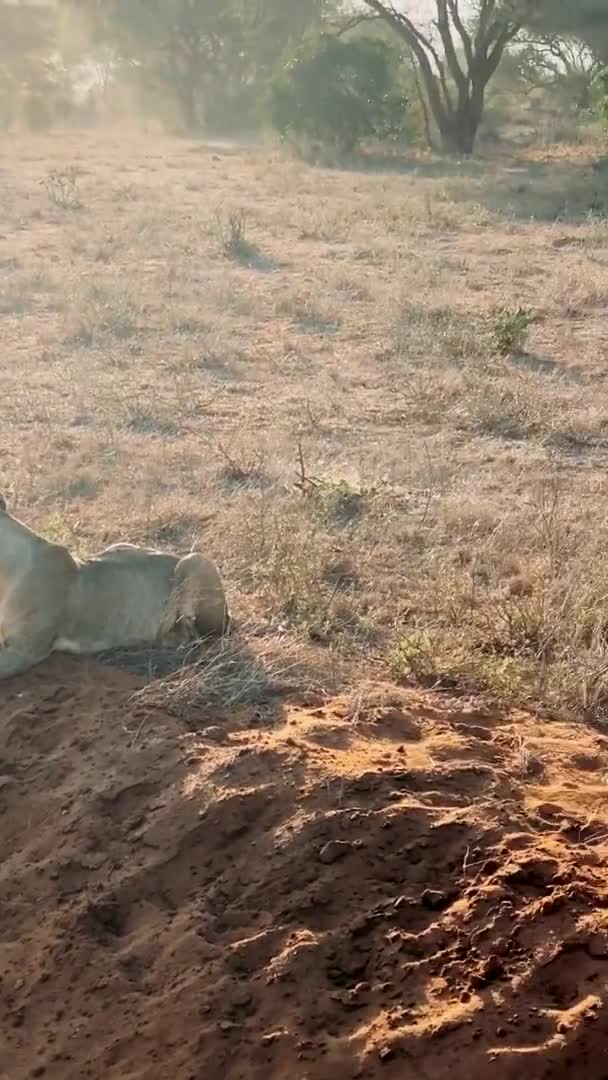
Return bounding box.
[3,656,608,1079]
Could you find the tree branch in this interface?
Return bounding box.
[410,52,435,150]
[362,0,450,124]
[446,0,474,74]
[332,13,382,38]
[435,0,468,105]
[475,0,497,55]
[485,22,522,77]
[361,1,446,78]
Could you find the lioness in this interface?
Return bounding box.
[0,495,229,680]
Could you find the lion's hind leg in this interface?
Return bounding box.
[173,553,230,639]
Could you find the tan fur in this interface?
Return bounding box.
[0,497,229,680]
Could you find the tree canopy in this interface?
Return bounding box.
[3,0,608,147]
[518,0,608,60]
[0,1,71,129]
[62,0,338,130]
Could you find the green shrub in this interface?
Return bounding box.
[270,34,410,154]
[594,66,608,128]
[492,307,531,356]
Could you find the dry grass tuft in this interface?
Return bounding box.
[131,632,340,718]
[44,166,83,210]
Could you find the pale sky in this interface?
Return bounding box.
[351,1,477,33]
[355,1,475,15]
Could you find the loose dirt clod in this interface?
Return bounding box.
[318,840,355,864]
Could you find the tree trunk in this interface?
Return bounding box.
[411,56,434,150]
[172,66,200,130]
[177,80,198,130]
[167,37,201,132]
[438,107,479,155]
[438,75,485,155]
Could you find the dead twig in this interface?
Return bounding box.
[294,440,322,494]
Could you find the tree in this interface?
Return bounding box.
[359,1,523,154]
[76,2,247,130]
[520,1,608,62]
[64,0,336,132]
[0,2,71,130]
[514,34,601,110]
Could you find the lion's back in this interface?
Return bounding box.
[58,547,179,652]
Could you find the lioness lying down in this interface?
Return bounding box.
[0,495,229,680]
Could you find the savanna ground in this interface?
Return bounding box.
[5,132,608,1079]
[4,130,608,713]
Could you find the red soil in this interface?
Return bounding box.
[3,656,608,1079]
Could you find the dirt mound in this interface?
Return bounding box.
[3,658,608,1079]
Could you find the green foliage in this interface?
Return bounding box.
[594,66,608,125]
[313,477,372,525]
[0,2,70,130]
[492,307,531,356]
[521,0,608,63]
[67,0,335,132]
[389,632,438,682]
[86,1,245,130]
[513,38,599,109]
[270,34,410,153]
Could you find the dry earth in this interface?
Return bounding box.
[4,658,608,1079]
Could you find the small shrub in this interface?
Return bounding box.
[593,66,608,130]
[314,478,371,525]
[461,376,539,440]
[124,403,179,437]
[64,280,140,346]
[44,167,82,211]
[390,632,438,683]
[393,304,489,366]
[213,209,256,262]
[492,306,531,356]
[215,441,268,489]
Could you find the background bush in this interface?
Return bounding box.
[270,34,411,154]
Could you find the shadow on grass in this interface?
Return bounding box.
[298,145,490,179]
[95,631,333,720]
[468,155,608,223]
[309,144,608,224]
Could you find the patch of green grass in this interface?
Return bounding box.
[492,306,531,356]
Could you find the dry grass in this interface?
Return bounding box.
[131,632,339,719]
[4,130,608,717]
